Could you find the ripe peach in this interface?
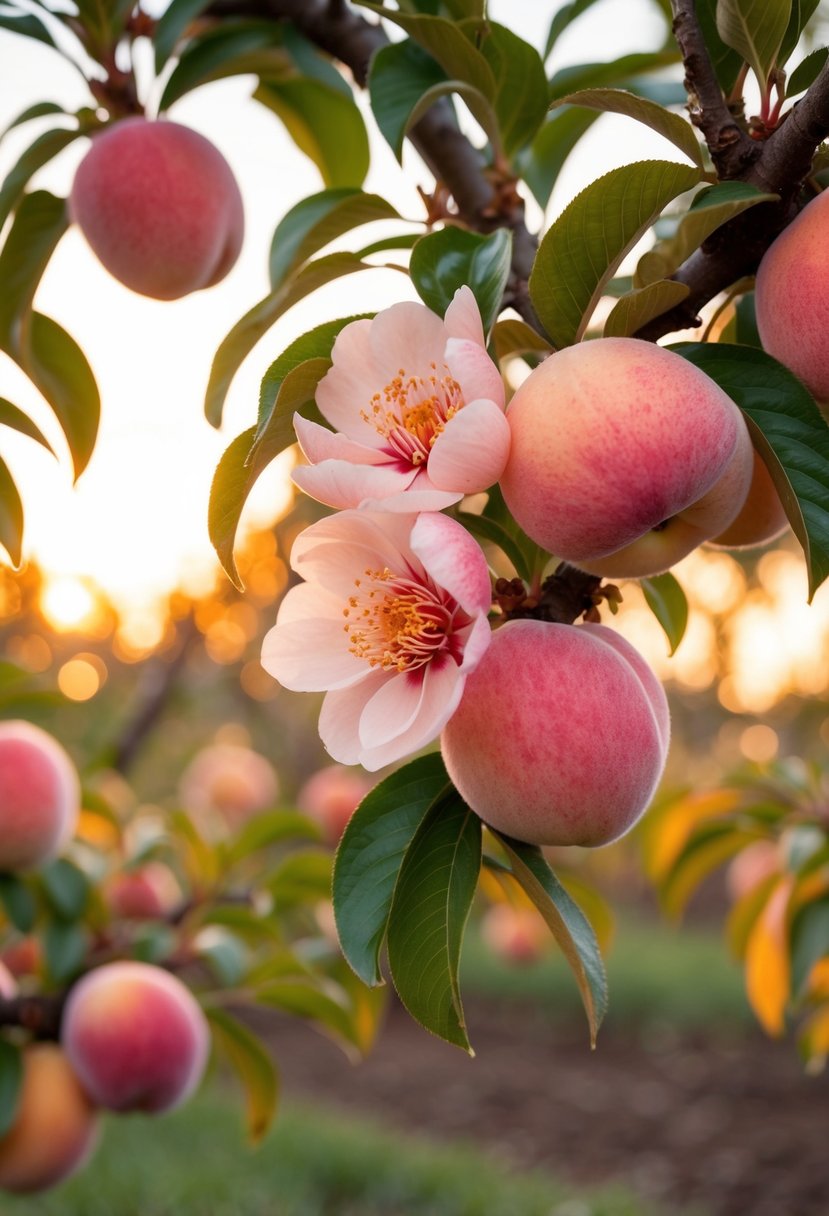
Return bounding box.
[62,961,209,1113]
[480,903,549,965]
[0,936,41,979]
[104,862,179,921]
[297,765,373,845]
[179,742,279,832]
[709,447,789,549]
[0,1045,99,1194]
[755,189,829,406]
[441,620,669,847]
[0,720,80,871]
[70,117,244,300]
[499,338,754,578]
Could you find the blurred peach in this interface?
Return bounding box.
[726,839,780,902]
[297,765,374,846]
[179,743,279,833]
[0,936,41,979]
[104,862,179,920]
[481,903,550,966]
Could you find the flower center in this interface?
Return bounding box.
[361,364,464,467]
[343,567,452,672]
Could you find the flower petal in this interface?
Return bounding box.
[427,398,511,494]
[261,618,367,691]
[368,301,446,379]
[358,659,466,770]
[411,513,492,614]
[443,286,485,347]
[292,460,416,510]
[358,669,426,749]
[318,672,387,765]
[445,337,504,409]
[360,485,462,513]
[274,582,342,626]
[291,510,420,585]
[316,319,379,439]
[293,414,389,466]
[457,612,492,674]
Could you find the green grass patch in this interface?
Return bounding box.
[462,913,752,1032]
[0,1092,668,1216]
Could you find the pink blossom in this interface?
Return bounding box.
[292,286,509,512]
[261,510,493,770]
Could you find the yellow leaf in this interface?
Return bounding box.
[644,789,743,881]
[745,876,793,1037]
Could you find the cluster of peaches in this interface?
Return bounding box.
[0,716,373,1194]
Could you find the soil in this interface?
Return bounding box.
[258,994,829,1216]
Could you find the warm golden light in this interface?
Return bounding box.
[41,577,99,633]
[57,654,107,701]
[739,723,780,763]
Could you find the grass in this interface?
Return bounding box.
[461,912,753,1033]
[0,1093,669,1216]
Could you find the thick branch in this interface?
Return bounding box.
[0,993,65,1039]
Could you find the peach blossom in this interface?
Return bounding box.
[292,287,509,512]
[261,510,493,770]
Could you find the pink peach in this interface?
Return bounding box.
[0,720,80,871]
[297,765,374,845]
[709,448,790,549]
[105,863,178,920]
[499,338,754,577]
[480,903,549,965]
[441,620,669,847]
[0,1045,99,1194]
[179,743,279,831]
[70,117,244,300]
[62,961,209,1113]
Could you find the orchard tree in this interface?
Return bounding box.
[1,0,829,1194]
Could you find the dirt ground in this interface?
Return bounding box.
[259,994,829,1216]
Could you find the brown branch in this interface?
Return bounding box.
[0,993,65,1040]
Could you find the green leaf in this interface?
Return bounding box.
[672,342,829,598]
[490,318,553,362]
[226,809,320,867]
[641,571,689,655]
[386,787,481,1053]
[333,752,450,987]
[658,821,757,919]
[257,314,369,433]
[0,101,68,141]
[0,128,83,233]
[269,189,401,292]
[493,836,608,1043]
[552,88,704,168]
[0,457,23,568]
[43,920,88,982]
[516,107,600,210]
[254,78,370,189]
[779,0,822,67]
[39,859,89,921]
[479,22,548,155]
[544,0,604,58]
[529,159,700,349]
[735,292,762,348]
[696,0,745,93]
[0,874,36,932]
[205,252,375,427]
[409,227,512,336]
[0,9,56,47]
[0,1041,22,1139]
[0,190,67,349]
[153,0,215,69]
[456,509,537,582]
[196,929,248,986]
[791,899,829,997]
[635,182,778,287]
[481,482,549,579]
[716,0,793,92]
[603,279,691,338]
[0,397,56,454]
[255,978,365,1055]
[158,21,293,109]
[368,39,448,161]
[267,850,332,911]
[548,50,682,100]
[360,7,495,102]
[25,314,100,481]
[208,427,261,590]
[787,46,828,96]
[207,1007,279,1143]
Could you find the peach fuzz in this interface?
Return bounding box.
[709,447,790,549]
[62,961,209,1114]
[0,720,80,871]
[70,117,244,300]
[441,620,669,847]
[499,338,754,578]
[297,765,374,846]
[755,189,829,406]
[0,1045,99,1194]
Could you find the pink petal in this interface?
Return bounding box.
[291,510,419,582]
[358,669,427,749]
[360,485,463,513]
[318,673,387,765]
[443,286,485,346]
[445,338,504,409]
[273,582,342,626]
[368,301,446,379]
[292,460,416,510]
[358,659,466,770]
[427,398,511,494]
[293,414,388,466]
[261,617,367,692]
[457,612,492,673]
[316,319,379,439]
[411,513,492,614]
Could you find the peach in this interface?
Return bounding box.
[179,742,279,831]
[62,961,210,1113]
[0,1045,99,1194]
[499,338,754,578]
[709,447,789,549]
[726,839,780,902]
[480,903,549,965]
[297,765,374,846]
[105,862,179,921]
[0,936,41,979]
[0,720,80,871]
[441,619,669,847]
[70,117,244,300]
[755,189,829,406]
